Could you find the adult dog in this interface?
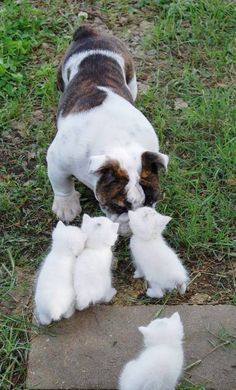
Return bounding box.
[47,26,169,235]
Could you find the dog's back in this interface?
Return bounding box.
[57,25,137,116]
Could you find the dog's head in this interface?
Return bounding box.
[89,150,168,227]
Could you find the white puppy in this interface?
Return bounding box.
[74,214,119,310]
[34,221,86,325]
[119,312,184,390]
[129,207,188,298]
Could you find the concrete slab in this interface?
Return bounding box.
[27,305,236,390]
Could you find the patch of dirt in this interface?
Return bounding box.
[112,250,235,305]
[0,266,34,316]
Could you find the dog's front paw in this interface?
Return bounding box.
[52,191,81,222]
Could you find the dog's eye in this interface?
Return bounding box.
[96,222,102,227]
[104,170,116,185]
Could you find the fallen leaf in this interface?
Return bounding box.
[137,82,149,95]
[33,109,44,121]
[181,20,191,28]
[174,98,188,110]
[139,21,153,32]
[41,42,50,50]
[190,293,211,304]
[28,152,36,160]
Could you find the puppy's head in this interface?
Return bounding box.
[81,214,119,248]
[138,312,184,348]
[52,221,87,256]
[89,151,168,232]
[128,207,172,240]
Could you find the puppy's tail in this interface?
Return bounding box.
[73,25,97,41]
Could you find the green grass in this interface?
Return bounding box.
[0,0,235,388]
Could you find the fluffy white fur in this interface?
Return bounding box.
[119,312,184,390]
[129,207,188,298]
[74,214,119,310]
[47,74,168,232]
[34,221,86,325]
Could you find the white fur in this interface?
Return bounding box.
[119,312,184,390]
[34,221,86,325]
[129,207,188,298]
[47,89,168,226]
[74,214,119,310]
[128,73,138,100]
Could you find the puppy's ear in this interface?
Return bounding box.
[82,214,91,225]
[142,151,169,173]
[170,312,180,322]
[138,326,148,336]
[56,220,65,229]
[160,214,172,227]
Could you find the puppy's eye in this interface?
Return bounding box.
[104,170,116,185]
[96,222,102,227]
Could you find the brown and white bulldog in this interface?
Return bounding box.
[47,26,169,235]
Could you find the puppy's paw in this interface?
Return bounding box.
[133,269,144,279]
[76,299,90,311]
[35,311,52,326]
[105,288,117,302]
[177,282,186,295]
[63,305,75,319]
[146,288,163,299]
[52,191,81,222]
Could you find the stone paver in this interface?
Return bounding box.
[27,305,236,390]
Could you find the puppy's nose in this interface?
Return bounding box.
[127,185,145,209]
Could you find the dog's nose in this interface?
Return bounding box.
[127,184,145,210]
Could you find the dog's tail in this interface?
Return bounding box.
[73,25,97,41]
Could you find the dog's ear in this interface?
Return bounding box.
[89,156,128,185]
[141,151,169,174]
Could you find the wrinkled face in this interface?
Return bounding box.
[91,151,168,218]
[95,160,131,215]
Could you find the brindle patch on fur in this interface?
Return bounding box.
[57,26,135,116]
[66,26,135,85]
[140,151,164,206]
[95,160,131,215]
[59,55,133,116]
